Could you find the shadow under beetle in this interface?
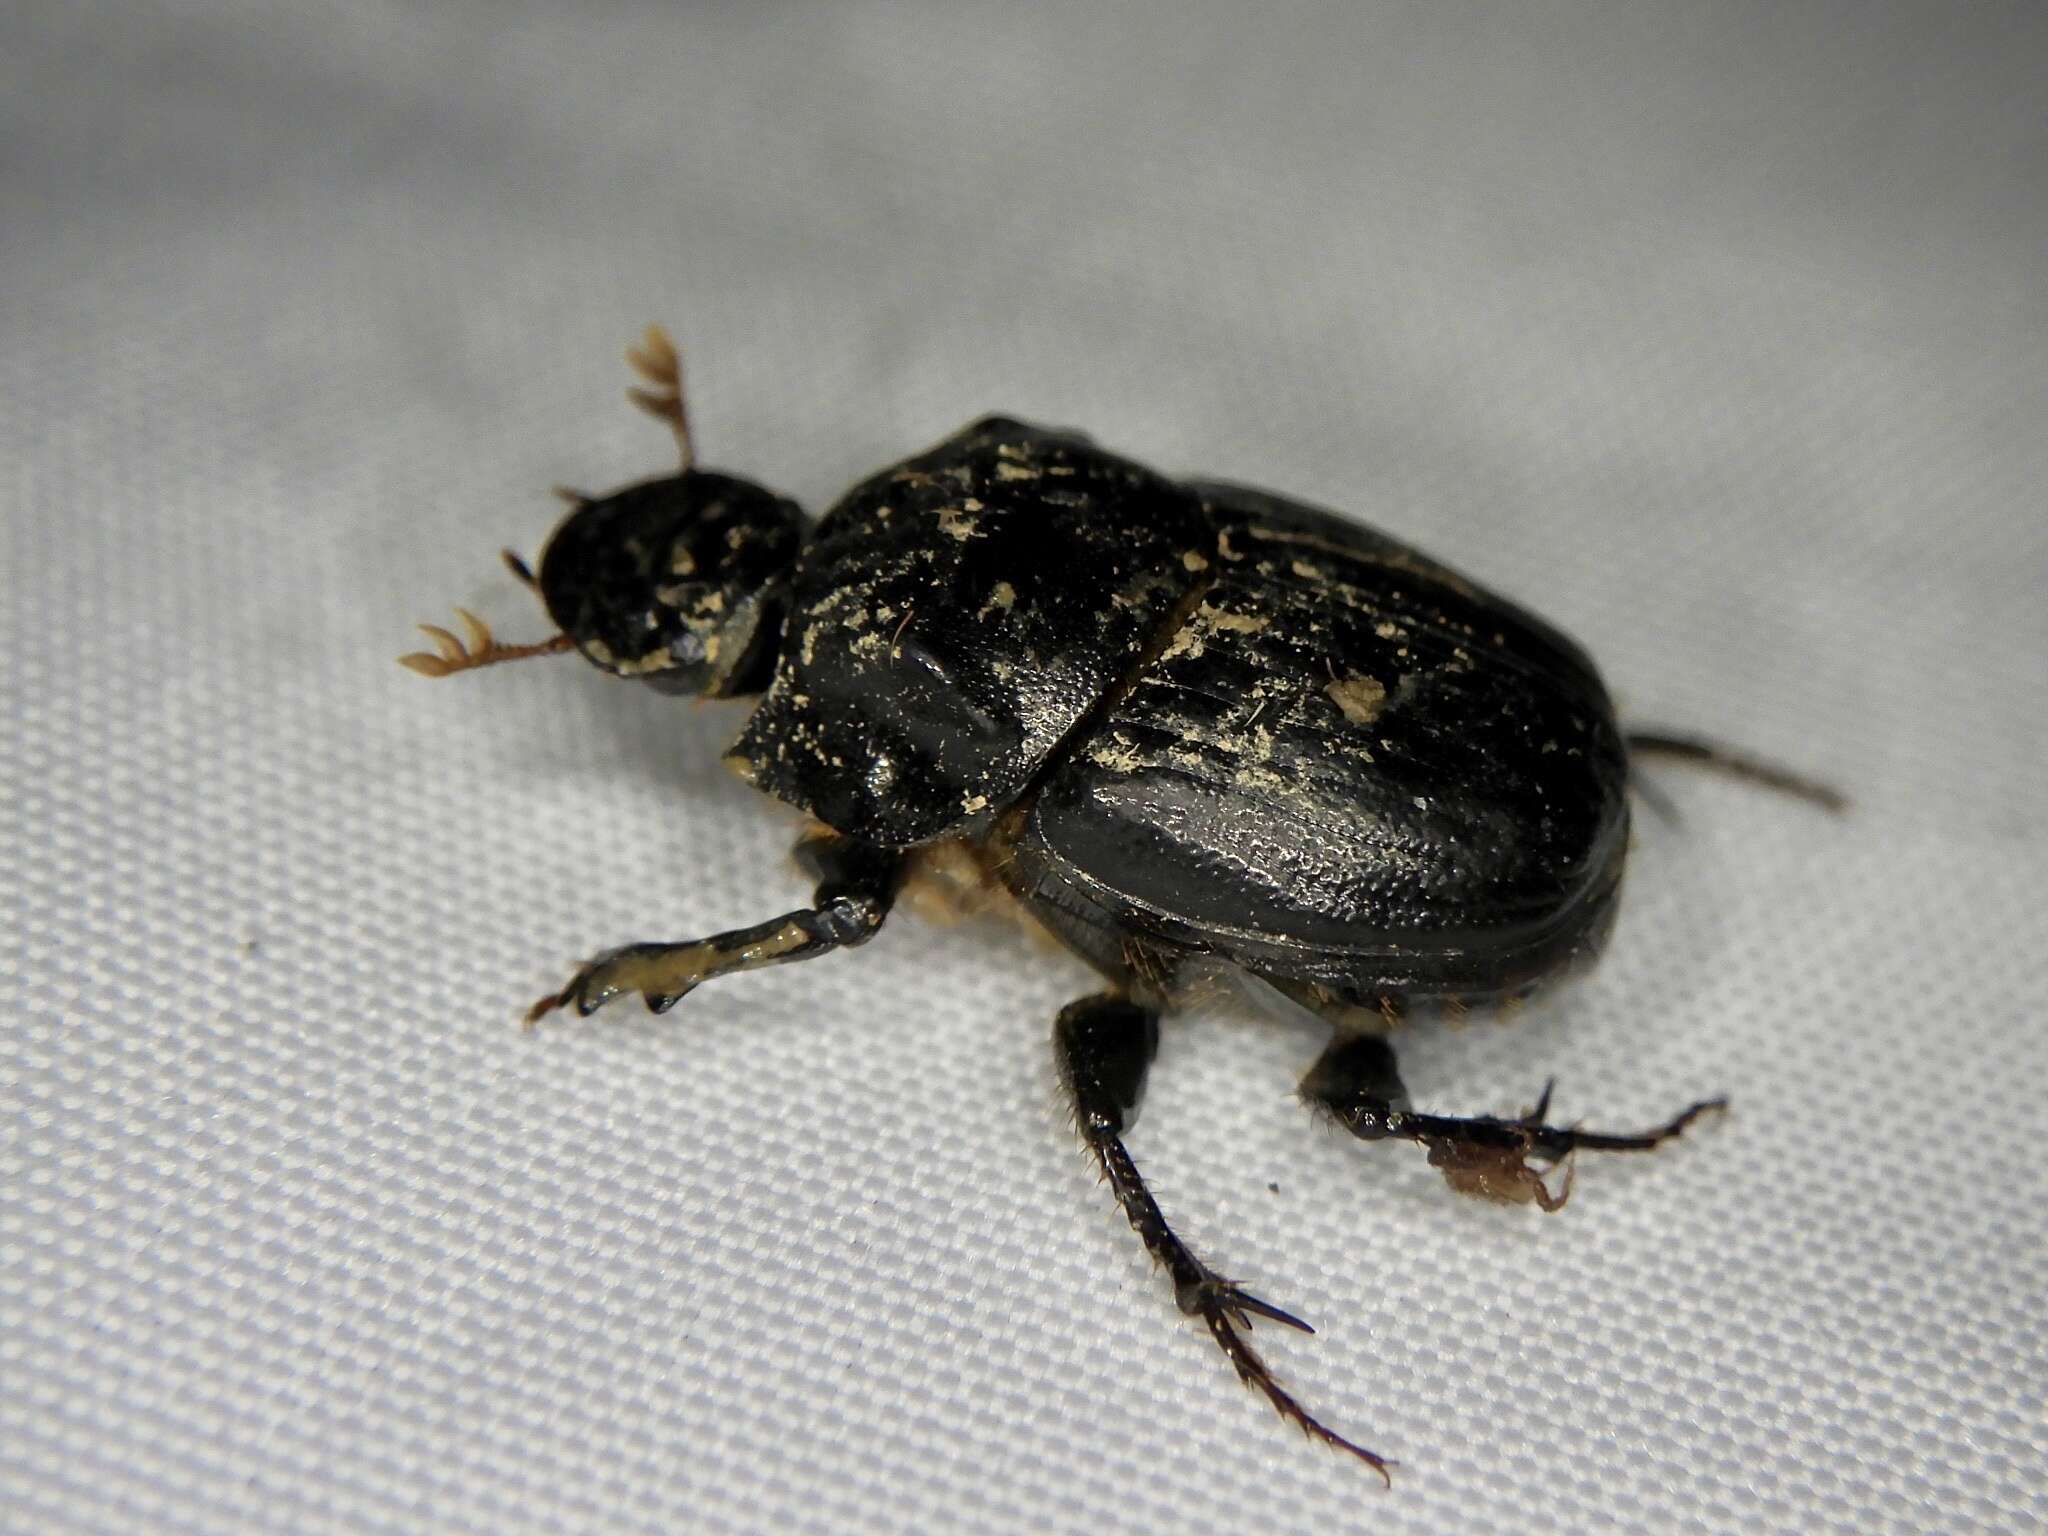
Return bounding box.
[403,326,1842,1480]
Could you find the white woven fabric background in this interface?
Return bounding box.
[4,3,2044,1533]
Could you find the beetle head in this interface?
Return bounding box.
[537,469,804,698]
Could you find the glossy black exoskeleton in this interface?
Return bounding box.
[403,327,1843,1480]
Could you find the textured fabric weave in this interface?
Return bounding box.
[4,4,2043,1533]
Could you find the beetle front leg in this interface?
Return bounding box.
[1057,994,1392,1482]
[526,835,902,1022]
[1300,1033,1725,1211]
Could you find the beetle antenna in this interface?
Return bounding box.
[398,606,575,677]
[624,323,693,471]
[1626,731,1846,814]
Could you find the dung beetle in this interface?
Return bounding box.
[402,326,1842,1480]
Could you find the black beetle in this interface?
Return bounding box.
[403,326,1841,1479]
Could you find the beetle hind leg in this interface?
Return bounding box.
[1301,1032,1724,1211]
[526,834,900,1023]
[1056,993,1392,1482]
[1626,730,1846,813]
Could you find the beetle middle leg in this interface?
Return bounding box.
[526,834,901,1022]
[1300,1032,1725,1210]
[1056,993,1392,1481]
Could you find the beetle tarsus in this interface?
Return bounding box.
[1057,993,1390,1483]
[1536,1094,1728,1154]
[1200,1308,1395,1483]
